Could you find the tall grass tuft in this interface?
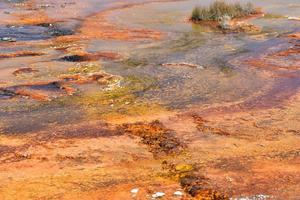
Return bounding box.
[191,0,258,21]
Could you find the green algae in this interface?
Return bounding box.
[121,58,148,68]
[73,75,164,119]
[67,63,102,74]
[263,13,285,19]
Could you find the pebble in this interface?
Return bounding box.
[152,192,165,198]
[174,191,183,196]
[131,188,139,194]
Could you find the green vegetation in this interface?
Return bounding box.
[67,63,101,74]
[191,0,259,21]
[263,13,284,19]
[121,58,148,67]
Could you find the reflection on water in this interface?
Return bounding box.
[0,25,52,41]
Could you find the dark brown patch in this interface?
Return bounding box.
[119,120,184,158]
[161,161,228,199]
[180,174,228,199]
[59,52,121,62]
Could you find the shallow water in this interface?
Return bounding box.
[0,0,299,134]
[101,0,299,108]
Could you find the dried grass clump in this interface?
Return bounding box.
[191,0,258,21]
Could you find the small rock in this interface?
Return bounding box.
[131,188,139,194]
[174,191,183,196]
[1,37,16,42]
[152,192,165,198]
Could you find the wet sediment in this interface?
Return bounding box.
[0,0,300,199]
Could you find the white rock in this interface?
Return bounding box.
[1,37,16,42]
[131,188,139,194]
[288,16,300,21]
[152,192,165,198]
[174,191,183,196]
